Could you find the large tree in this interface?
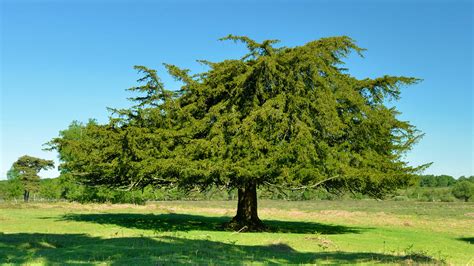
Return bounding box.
[11,155,54,202]
[48,36,427,230]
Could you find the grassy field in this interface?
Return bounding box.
[0,200,473,265]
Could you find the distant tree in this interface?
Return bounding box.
[11,155,54,202]
[4,168,24,201]
[457,176,474,183]
[48,36,428,230]
[4,167,23,200]
[436,175,455,187]
[452,181,474,202]
[419,175,455,187]
[419,175,437,187]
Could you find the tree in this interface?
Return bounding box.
[7,167,20,180]
[38,178,62,200]
[419,175,437,187]
[3,167,23,200]
[48,36,427,230]
[458,176,474,183]
[11,155,54,202]
[436,175,455,187]
[0,168,23,201]
[419,174,455,187]
[452,181,474,202]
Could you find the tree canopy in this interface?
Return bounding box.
[48,35,427,230]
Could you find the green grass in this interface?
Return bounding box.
[0,200,473,265]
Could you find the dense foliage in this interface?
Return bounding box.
[451,181,474,202]
[47,36,429,229]
[419,175,456,187]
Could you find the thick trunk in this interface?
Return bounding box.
[23,190,29,202]
[225,182,266,231]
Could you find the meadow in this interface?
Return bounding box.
[0,200,473,265]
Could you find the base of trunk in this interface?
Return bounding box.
[223,182,267,232]
[223,215,267,232]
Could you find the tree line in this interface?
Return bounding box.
[1,170,472,203]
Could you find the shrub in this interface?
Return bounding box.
[452,181,474,202]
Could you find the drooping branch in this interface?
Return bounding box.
[264,175,339,191]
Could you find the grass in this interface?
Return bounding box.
[0,200,473,265]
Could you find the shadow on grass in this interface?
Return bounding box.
[60,213,364,234]
[458,237,473,244]
[0,233,441,265]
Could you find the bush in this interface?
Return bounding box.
[452,181,474,202]
[396,187,457,202]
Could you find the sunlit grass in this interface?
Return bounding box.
[0,200,472,264]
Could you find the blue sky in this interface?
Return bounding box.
[1,0,472,179]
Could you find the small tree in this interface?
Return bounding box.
[11,155,54,202]
[452,181,474,202]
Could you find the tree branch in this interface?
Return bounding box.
[264,175,339,191]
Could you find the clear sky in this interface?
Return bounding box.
[1,0,472,180]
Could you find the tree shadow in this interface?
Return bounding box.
[0,233,440,265]
[60,212,364,234]
[458,237,474,244]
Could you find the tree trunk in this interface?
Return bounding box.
[23,190,29,202]
[225,182,266,231]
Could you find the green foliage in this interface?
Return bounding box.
[452,181,474,202]
[38,178,62,200]
[48,35,427,205]
[413,187,456,202]
[10,155,54,201]
[418,175,456,187]
[35,174,146,204]
[12,156,55,191]
[3,175,473,203]
[457,176,474,183]
[0,179,23,201]
[395,185,473,202]
[1,168,23,200]
[6,167,20,181]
